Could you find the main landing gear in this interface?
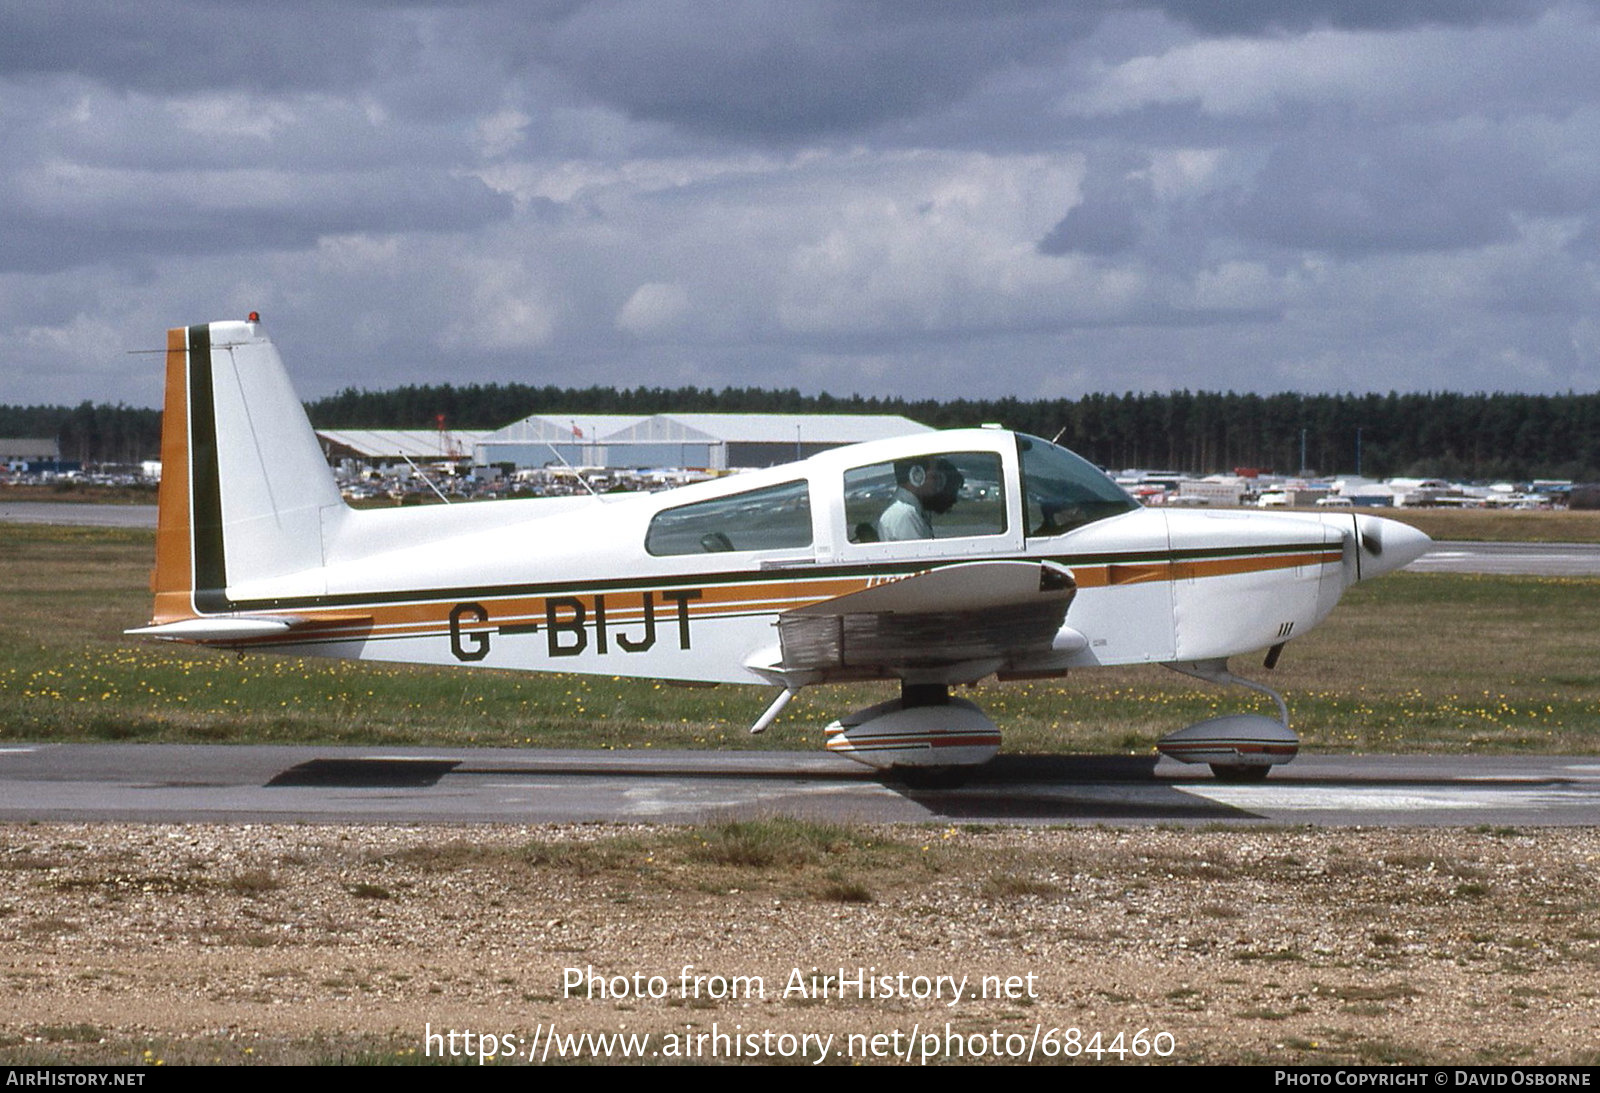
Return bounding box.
[822,681,999,789]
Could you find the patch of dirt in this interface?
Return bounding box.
[2,823,1598,1065]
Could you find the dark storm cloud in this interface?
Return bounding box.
[0,168,512,273]
[1038,154,1157,257]
[0,1,570,123]
[1567,219,1600,259]
[528,0,1574,142]
[0,1,1574,141]
[0,4,523,277]
[534,0,1100,140]
[0,84,487,176]
[0,1,390,93]
[1217,121,1599,255]
[2,0,1597,405]
[1221,143,1517,254]
[1156,0,1556,34]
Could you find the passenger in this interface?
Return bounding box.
[877,457,963,541]
[1032,500,1084,537]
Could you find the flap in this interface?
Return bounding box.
[775,560,1077,678]
[787,560,1075,617]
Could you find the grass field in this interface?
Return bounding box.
[3,522,1596,755]
[0,482,158,505]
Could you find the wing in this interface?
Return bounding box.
[750,560,1085,689]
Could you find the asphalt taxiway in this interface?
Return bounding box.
[0,501,158,527]
[3,744,1597,827]
[1408,539,1600,576]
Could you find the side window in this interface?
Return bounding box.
[645,480,812,556]
[844,452,1006,543]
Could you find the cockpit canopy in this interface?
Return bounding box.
[643,430,1139,556]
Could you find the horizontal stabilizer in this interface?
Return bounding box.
[125,617,297,641]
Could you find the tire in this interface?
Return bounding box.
[894,765,972,790]
[1209,763,1271,783]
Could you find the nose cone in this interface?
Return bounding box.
[1354,515,1432,579]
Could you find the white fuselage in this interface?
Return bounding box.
[211,446,1392,686]
[136,322,1429,714]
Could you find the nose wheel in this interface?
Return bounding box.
[1208,763,1273,783]
[1158,659,1299,779]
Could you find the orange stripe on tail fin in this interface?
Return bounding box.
[150,326,195,623]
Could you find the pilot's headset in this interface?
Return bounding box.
[906,460,945,493]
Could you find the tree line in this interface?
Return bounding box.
[0,402,162,465]
[6,387,1600,480]
[307,384,1600,480]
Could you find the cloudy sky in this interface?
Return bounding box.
[4,1,1599,408]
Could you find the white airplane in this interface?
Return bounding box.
[129,318,1431,784]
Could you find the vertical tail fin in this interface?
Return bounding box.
[147,318,344,622]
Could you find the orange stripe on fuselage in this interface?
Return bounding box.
[217,549,1340,650]
[150,327,193,624]
[229,575,876,646]
[1169,550,1342,581]
[1074,549,1340,588]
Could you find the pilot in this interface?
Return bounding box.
[1032,499,1085,537]
[877,457,963,541]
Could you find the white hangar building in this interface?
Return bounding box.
[317,429,491,468]
[474,412,932,472]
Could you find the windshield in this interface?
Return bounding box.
[1016,434,1139,537]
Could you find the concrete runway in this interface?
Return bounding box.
[3,744,1598,827]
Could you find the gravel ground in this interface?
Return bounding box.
[2,823,1598,1066]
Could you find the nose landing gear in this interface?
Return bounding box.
[1157,658,1298,781]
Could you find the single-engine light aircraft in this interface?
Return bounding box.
[130,318,1431,783]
